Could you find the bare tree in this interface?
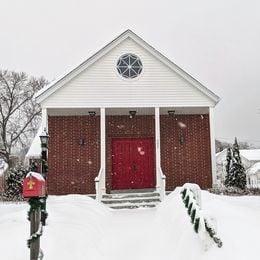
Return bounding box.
[215,139,231,153]
[0,70,47,164]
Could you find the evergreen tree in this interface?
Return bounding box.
[225,147,232,174]
[224,138,247,189]
[3,166,28,201]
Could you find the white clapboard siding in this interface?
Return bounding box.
[42,38,215,108]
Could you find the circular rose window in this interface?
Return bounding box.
[116,54,143,78]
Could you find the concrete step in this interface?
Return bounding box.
[102,197,160,204]
[101,191,161,209]
[102,192,160,200]
[110,201,158,210]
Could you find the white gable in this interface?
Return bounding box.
[38,31,219,108]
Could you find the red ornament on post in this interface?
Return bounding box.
[23,172,46,198]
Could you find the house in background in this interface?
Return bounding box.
[247,162,260,188]
[240,149,260,165]
[25,128,41,167]
[27,30,219,200]
[216,148,260,188]
[241,149,260,188]
[0,159,8,194]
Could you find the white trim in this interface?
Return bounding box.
[41,108,48,131]
[42,104,213,109]
[36,30,220,105]
[95,168,104,202]
[209,107,217,187]
[155,107,161,190]
[100,108,106,194]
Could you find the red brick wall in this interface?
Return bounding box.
[48,116,100,194]
[47,114,212,194]
[160,114,212,190]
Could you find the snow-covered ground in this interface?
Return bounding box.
[0,190,260,260]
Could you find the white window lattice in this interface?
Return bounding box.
[116,54,143,78]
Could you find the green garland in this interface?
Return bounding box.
[27,223,43,248]
[191,208,196,224]
[188,202,193,215]
[181,189,187,199]
[194,218,200,233]
[205,221,223,248]
[181,187,223,248]
[27,198,43,220]
[27,198,44,248]
[184,196,190,208]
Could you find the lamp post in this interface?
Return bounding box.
[39,128,49,226]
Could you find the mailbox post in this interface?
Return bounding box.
[23,172,46,260]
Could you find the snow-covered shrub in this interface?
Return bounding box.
[2,166,28,201]
[208,186,260,196]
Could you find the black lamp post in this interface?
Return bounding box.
[39,128,49,179]
[39,128,49,225]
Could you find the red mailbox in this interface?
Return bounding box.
[23,172,46,198]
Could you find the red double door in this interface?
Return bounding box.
[112,138,155,190]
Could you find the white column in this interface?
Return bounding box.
[41,108,48,131]
[209,107,217,187]
[100,108,106,194]
[155,107,161,191]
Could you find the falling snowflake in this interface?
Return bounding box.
[117,124,125,129]
[137,147,145,155]
[178,122,187,128]
[88,160,93,165]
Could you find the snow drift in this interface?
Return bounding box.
[0,190,260,259]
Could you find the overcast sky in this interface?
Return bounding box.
[1,0,260,146]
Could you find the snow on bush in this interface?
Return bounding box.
[208,186,260,196]
[1,166,28,201]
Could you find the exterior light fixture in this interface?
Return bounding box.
[180,135,185,145]
[88,111,96,117]
[129,110,136,118]
[39,128,49,152]
[79,138,85,146]
[168,110,175,116]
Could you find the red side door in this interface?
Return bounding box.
[112,138,155,190]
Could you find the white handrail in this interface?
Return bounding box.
[95,168,104,202]
[158,167,166,201]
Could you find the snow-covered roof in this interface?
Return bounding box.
[25,128,42,159]
[240,149,260,162]
[216,149,252,170]
[216,149,228,164]
[247,162,260,176]
[216,149,260,164]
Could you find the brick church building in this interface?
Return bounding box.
[29,30,219,200]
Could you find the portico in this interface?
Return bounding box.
[32,30,219,198]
